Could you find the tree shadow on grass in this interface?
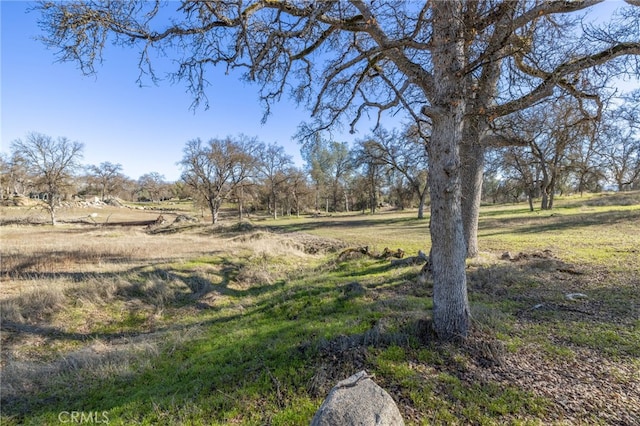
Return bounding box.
[467,253,639,356]
[262,214,423,235]
[480,209,640,237]
[0,252,437,424]
[3,247,637,424]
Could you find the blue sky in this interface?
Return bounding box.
[1,1,342,181]
[1,1,638,182]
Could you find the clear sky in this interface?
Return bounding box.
[0,1,347,181]
[1,1,638,182]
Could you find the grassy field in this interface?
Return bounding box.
[1,193,639,425]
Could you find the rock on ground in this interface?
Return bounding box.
[310,370,404,426]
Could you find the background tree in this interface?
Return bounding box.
[598,100,640,191]
[327,141,354,213]
[38,0,640,340]
[566,129,606,196]
[498,145,540,211]
[353,139,387,215]
[0,153,31,200]
[357,126,430,218]
[180,136,258,224]
[10,132,84,225]
[301,136,353,213]
[137,172,167,202]
[281,167,312,218]
[0,154,11,199]
[501,97,595,210]
[87,161,126,201]
[170,181,195,201]
[256,143,293,219]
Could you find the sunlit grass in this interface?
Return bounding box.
[2,191,639,425]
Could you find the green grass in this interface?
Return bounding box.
[2,191,639,425]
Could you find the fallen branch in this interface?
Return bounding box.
[337,246,405,262]
[390,250,429,267]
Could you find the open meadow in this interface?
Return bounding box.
[1,193,639,425]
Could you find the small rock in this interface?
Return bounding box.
[565,293,588,301]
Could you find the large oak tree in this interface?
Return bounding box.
[37,0,639,340]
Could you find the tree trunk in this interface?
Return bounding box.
[460,122,485,258]
[428,0,470,341]
[238,185,244,221]
[48,203,57,225]
[369,168,377,214]
[460,42,500,258]
[417,188,427,219]
[548,177,556,209]
[429,112,471,341]
[209,198,221,224]
[540,177,552,210]
[527,187,535,212]
[314,186,319,212]
[46,190,57,225]
[541,190,549,210]
[273,194,278,219]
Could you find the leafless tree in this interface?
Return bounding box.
[504,97,595,209]
[11,132,84,225]
[0,153,31,199]
[0,154,9,200]
[599,103,640,191]
[566,132,607,196]
[137,172,167,202]
[37,0,640,340]
[282,166,311,218]
[256,142,293,219]
[357,126,430,218]
[87,161,126,201]
[180,136,259,224]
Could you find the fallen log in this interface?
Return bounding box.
[98,214,167,227]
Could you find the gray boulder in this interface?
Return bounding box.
[310,370,404,426]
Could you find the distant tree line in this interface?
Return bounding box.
[3,93,639,224]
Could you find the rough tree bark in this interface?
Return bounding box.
[427,1,470,340]
[461,122,486,258]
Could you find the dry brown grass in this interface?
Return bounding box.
[1,226,211,280]
[0,210,322,414]
[0,207,320,363]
